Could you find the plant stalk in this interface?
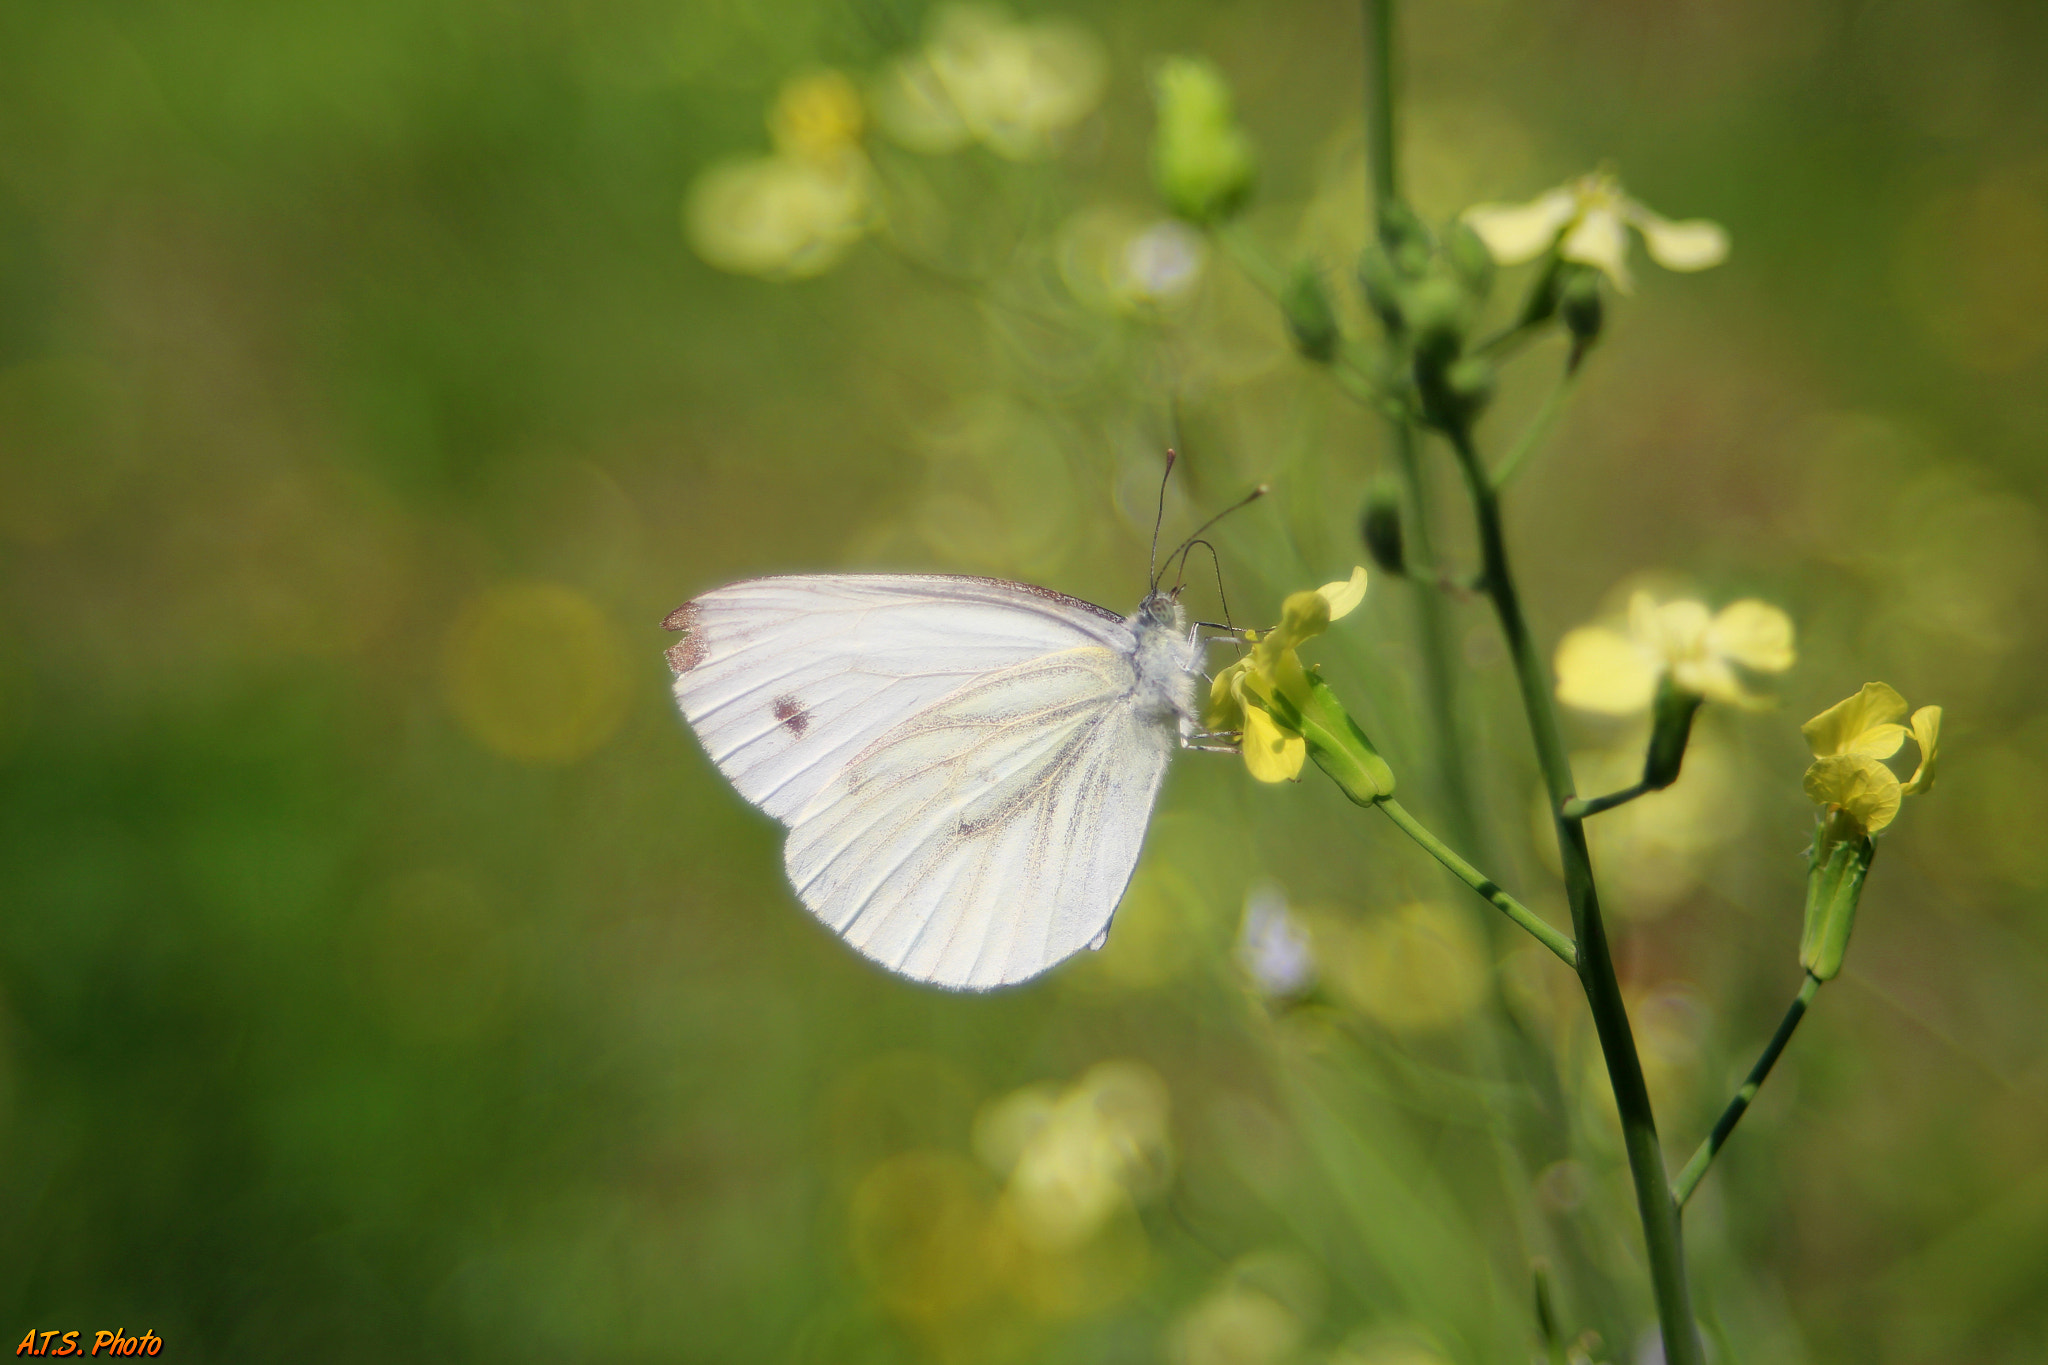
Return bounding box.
[1444,426,1705,1365]
[1673,973,1821,1207]
[1378,797,1577,968]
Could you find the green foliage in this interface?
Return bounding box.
[0,1,2043,1363]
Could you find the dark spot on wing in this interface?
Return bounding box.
[662,601,706,673]
[772,694,809,737]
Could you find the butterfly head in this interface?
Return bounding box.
[1136,587,1184,630]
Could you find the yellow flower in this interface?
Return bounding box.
[974,1061,1171,1251]
[1800,682,1941,834]
[873,6,1107,161]
[1206,569,1367,783]
[1554,590,1794,714]
[1461,170,1729,293]
[768,70,867,159]
[685,71,878,280]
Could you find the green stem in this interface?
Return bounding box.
[1561,782,1650,820]
[1490,366,1577,488]
[1378,798,1577,969]
[1672,973,1822,1207]
[1363,0,1397,207]
[1443,424,1705,1365]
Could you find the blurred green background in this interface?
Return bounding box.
[3,0,2046,1361]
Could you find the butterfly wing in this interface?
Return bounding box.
[668,574,1131,824]
[783,644,1174,988]
[667,574,1177,988]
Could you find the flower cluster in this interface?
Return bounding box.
[685,70,878,280]
[1205,569,1369,783]
[687,8,1110,280]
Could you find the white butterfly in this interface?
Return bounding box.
[663,572,1212,990]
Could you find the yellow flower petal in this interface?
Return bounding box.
[1240,705,1305,783]
[1708,599,1795,673]
[1803,753,1902,833]
[1672,654,1757,708]
[1801,682,1909,759]
[1315,566,1368,622]
[1554,625,1659,715]
[1559,203,1632,292]
[1461,188,1579,265]
[1264,589,1332,655]
[1629,207,1730,272]
[1632,594,1712,663]
[1902,705,1942,796]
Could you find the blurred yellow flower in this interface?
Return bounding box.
[1461,170,1729,292]
[974,1060,1171,1252]
[1326,901,1490,1032]
[1801,682,1942,834]
[1206,568,1368,783]
[1554,590,1794,715]
[685,70,878,279]
[873,5,1106,161]
[767,69,865,158]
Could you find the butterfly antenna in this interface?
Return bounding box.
[1160,483,1268,579]
[1172,538,1236,632]
[1148,448,1179,592]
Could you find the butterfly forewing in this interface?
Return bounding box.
[666,573,1187,989]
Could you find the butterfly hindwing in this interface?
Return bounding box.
[782,645,1173,989]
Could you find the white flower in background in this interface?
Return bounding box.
[1057,208,1207,313]
[874,5,1107,161]
[686,70,878,279]
[1555,590,1794,714]
[1461,169,1729,292]
[1236,885,1315,997]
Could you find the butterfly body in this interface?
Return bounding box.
[665,573,1200,990]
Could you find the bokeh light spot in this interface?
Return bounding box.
[441,582,630,764]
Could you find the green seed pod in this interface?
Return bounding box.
[1800,809,1874,981]
[1641,678,1703,790]
[1151,57,1256,225]
[1281,261,1340,363]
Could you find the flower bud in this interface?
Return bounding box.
[1443,219,1496,304]
[1417,353,1494,432]
[1360,482,1406,577]
[1357,243,1405,336]
[1151,57,1255,225]
[1280,261,1340,363]
[1800,809,1873,981]
[1403,274,1471,367]
[1376,201,1433,279]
